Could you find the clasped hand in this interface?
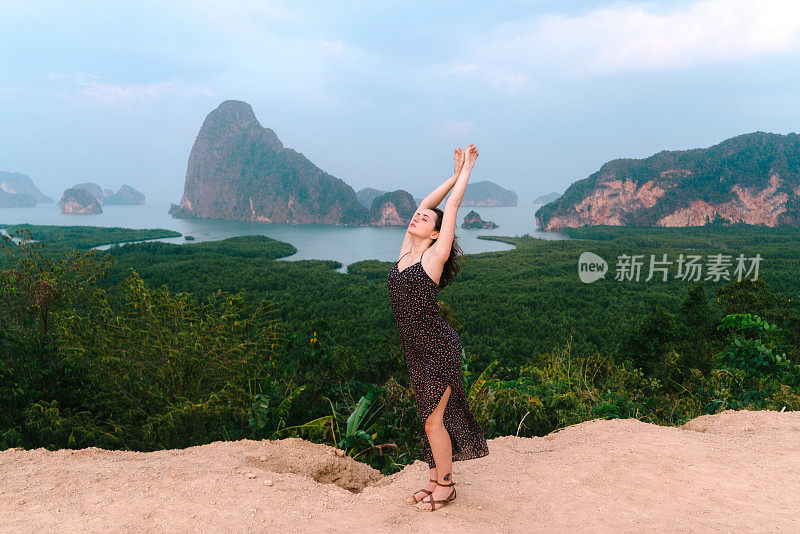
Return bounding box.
[453,144,479,174]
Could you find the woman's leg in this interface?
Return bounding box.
[416,385,453,509]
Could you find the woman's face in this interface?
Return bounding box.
[409,209,438,239]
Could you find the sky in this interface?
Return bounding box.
[2,0,800,204]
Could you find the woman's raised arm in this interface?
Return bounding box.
[417,148,465,210]
[445,144,477,208]
[431,145,478,261]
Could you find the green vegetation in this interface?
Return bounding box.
[0,223,181,255]
[1,223,799,475]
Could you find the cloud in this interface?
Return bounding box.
[466,0,800,80]
[174,2,382,105]
[323,40,346,54]
[436,120,474,139]
[445,62,530,94]
[446,63,479,75]
[50,72,216,105]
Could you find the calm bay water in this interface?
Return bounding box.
[0,202,570,272]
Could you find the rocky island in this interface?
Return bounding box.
[461,210,499,229]
[0,190,36,208]
[368,190,416,226]
[0,171,53,207]
[72,183,107,204]
[170,100,369,225]
[72,183,146,205]
[361,181,516,214]
[106,185,146,205]
[59,187,103,214]
[533,192,561,204]
[356,187,386,210]
[459,180,517,206]
[535,132,800,231]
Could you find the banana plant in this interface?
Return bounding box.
[264,394,332,438]
[247,385,307,437]
[268,392,390,461]
[337,391,388,460]
[467,359,498,413]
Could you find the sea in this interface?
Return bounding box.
[0,201,570,272]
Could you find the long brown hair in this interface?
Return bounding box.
[430,207,463,288]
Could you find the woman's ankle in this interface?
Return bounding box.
[437,471,453,485]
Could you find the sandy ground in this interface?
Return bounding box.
[1,409,799,533]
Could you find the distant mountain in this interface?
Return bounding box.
[407,181,516,208]
[73,183,107,205]
[357,187,385,209]
[0,190,35,208]
[535,132,800,230]
[0,171,53,205]
[458,180,517,207]
[533,192,561,204]
[106,185,145,205]
[72,182,145,206]
[170,100,369,225]
[369,190,416,226]
[60,188,103,214]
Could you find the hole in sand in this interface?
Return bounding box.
[244,438,384,493]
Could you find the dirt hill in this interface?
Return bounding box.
[2,409,799,533]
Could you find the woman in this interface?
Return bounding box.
[386,143,489,512]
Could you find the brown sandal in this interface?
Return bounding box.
[407,479,437,504]
[415,480,456,511]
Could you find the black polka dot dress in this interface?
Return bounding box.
[387,248,489,468]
